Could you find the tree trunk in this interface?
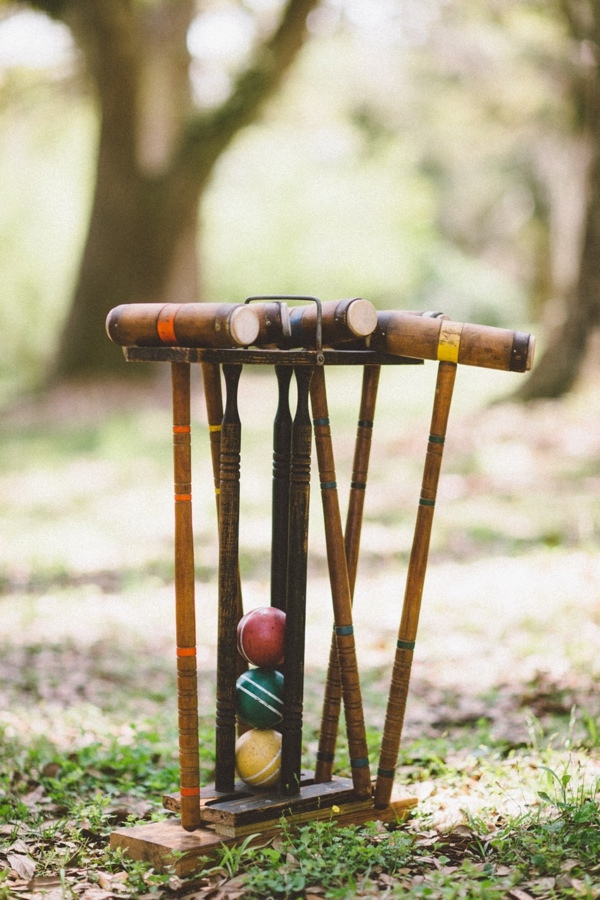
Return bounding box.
[516,138,600,399]
[51,0,200,379]
[21,0,320,381]
[53,169,203,378]
[516,0,600,399]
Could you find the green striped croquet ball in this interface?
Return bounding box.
[236,668,284,729]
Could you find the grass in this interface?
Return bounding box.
[1,362,600,896]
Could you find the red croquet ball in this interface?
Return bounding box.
[237,606,286,669]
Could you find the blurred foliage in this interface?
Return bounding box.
[0,0,581,399]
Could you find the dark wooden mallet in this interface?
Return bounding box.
[271,365,293,613]
[280,364,314,796]
[215,363,243,793]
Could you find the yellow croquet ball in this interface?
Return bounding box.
[235,728,282,789]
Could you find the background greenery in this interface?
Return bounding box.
[0,0,571,397]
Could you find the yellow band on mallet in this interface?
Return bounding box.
[437,320,463,363]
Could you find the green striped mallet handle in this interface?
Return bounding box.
[314,364,381,784]
[310,365,372,800]
[374,359,457,809]
[171,362,201,831]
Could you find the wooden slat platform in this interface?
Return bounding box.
[110,787,417,876]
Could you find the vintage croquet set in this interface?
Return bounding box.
[105,297,534,874]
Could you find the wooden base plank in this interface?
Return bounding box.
[110,793,417,876]
[165,775,362,834]
[162,771,315,815]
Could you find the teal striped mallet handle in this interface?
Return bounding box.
[310,365,372,800]
[314,364,381,785]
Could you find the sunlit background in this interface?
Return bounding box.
[0,0,574,397]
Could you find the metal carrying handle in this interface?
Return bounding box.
[245,295,324,364]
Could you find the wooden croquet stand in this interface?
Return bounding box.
[105,299,534,875]
[110,341,419,875]
[112,777,416,877]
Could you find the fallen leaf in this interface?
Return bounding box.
[531,876,556,891]
[507,889,534,900]
[495,865,513,876]
[7,853,36,880]
[27,876,62,890]
[561,858,582,873]
[79,889,113,900]
[6,839,30,856]
[22,785,46,807]
[221,873,249,892]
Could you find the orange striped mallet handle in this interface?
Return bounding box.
[171,362,201,831]
[374,359,457,809]
[215,363,243,793]
[314,364,381,784]
[310,366,372,800]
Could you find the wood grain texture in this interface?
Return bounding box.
[315,365,380,784]
[125,345,423,367]
[215,364,243,793]
[280,365,314,796]
[369,312,534,372]
[374,361,457,809]
[310,366,371,800]
[286,298,378,348]
[106,302,260,349]
[201,362,245,688]
[171,363,201,831]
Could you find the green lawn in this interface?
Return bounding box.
[1,359,599,897]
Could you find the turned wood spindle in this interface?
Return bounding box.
[215,363,243,793]
[171,362,201,831]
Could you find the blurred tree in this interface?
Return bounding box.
[12,0,319,379]
[516,0,600,399]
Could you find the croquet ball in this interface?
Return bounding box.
[235,727,281,789]
[236,667,284,729]
[237,606,286,668]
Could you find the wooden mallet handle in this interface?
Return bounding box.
[215,363,243,793]
[171,362,201,831]
[201,362,246,688]
[310,366,372,800]
[271,365,293,612]
[374,360,457,809]
[314,365,381,785]
[280,365,314,796]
